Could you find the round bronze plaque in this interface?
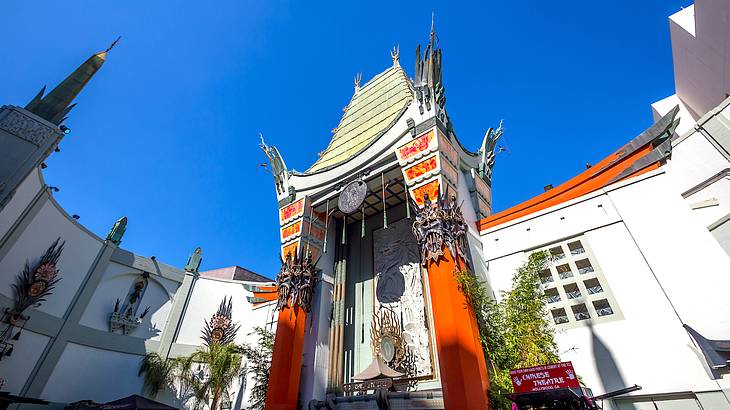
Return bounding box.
[338,180,367,214]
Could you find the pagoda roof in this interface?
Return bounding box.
[306,65,413,173]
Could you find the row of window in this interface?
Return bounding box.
[544,278,604,303]
[539,258,595,284]
[549,240,586,261]
[551,299,614,324]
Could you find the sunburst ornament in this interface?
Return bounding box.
[370,309,406,368]
[10,238,64,316]
[201,296,239,346]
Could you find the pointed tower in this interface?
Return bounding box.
[0,41,114,210]
[26,37,118,125]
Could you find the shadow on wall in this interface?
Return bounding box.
[588,321,626,394]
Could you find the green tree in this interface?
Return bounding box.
[456,250,560,409]
[139,342,246,410]
[139,352,179,398]
[240,327,274,410]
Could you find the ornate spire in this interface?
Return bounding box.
[414,15,445,118]
[25,37,120,125]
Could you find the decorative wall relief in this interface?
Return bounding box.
[370,309,407,369]
[276,250,320,313]
[0,238,64,358]
[411,192,468,267]
[109,273,150,335]
[373,219,433,378]
[202,296,239,345]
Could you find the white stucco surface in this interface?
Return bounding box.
[0,330,50,395]
[79,261,176,339]
[0,168,42,241]
[176,277,276,347]
[41,342,145,403]
[0,199,103,317]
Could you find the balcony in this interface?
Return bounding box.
[545,288,560,304]
[564,284,581,299]
[551,308,569,324]
[539,269,554,285]
[556,264,573,280]
[576,259,594,274]
[549,246,566,261]
[593,299,614,317]
[568,240,586,256]
[571,304,590,321]
[584,278,603,295]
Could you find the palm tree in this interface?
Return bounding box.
[140,344,245,410]
[138,352,179,398]
[189,342,245,410]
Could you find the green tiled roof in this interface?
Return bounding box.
[307,65,413,173]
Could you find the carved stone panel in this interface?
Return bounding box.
[373,218,433,378]
[0,107,58,146]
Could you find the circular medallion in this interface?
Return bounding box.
[338,180,367,214]
[211,328,224,341]
[380,336,396,363]
[28,281,47,297]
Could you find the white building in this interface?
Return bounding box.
[0,49,279,408]
[479,1,730,408]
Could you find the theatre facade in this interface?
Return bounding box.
[1,1,730,410]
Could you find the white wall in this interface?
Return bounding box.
[0,330,50,395]
[0,199,103,317]
[480,169,730,398]
[176,277,276,347]
[41,342,145,403]
[0,168,42,241]
[79,261,177,340]
[608,170,730,340]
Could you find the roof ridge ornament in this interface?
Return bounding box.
[414,13,446,123]
[478,120,504,181]
[259,133,290,196]
[391,45,400,66]
[354,72,363,92]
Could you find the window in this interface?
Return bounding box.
[572,304,590,321]
[550,246,566,261]
[530,235,620,327]
[545,288,561,304]
[584,278,603,295]
[539,269,554,285]
[551,308,569,324]
[568,240,586,255]
[556,264,573,279]
[593,299,614,317]
[575,259,594,274]
[564,283,581,299]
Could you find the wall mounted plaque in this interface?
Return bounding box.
[338,180,367,214]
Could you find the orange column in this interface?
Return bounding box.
[265,306,307,410]
[427,247,490,410]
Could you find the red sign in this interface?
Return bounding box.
[510,362,580,393]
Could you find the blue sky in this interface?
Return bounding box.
[2,1,691,277]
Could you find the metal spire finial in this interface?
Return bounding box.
[430,11,435,44]
[105,36,122,53]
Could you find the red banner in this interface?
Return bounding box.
[510,362,580,393]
